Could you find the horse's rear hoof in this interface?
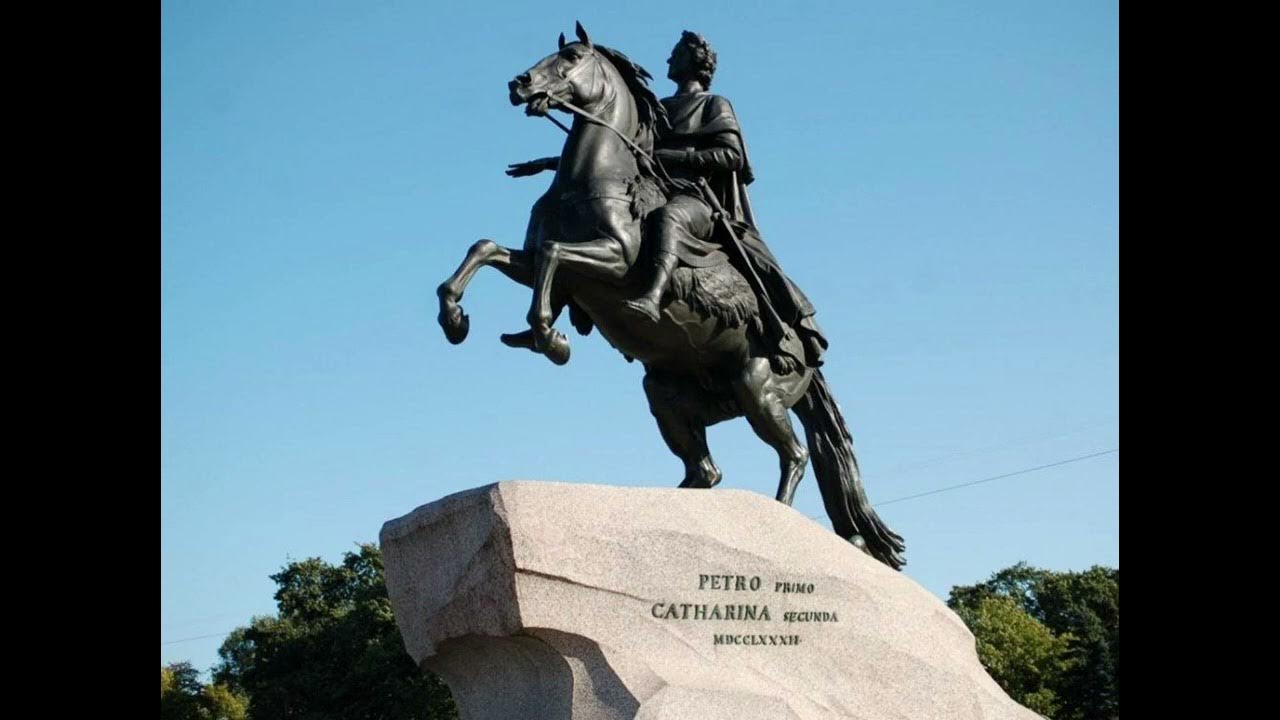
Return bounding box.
[439,304,470,344]
[679,463,722,489]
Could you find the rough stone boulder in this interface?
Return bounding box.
[380,481,1040,720]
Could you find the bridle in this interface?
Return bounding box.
[522,46,672,184]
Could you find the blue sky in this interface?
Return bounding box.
[162,0,1117,675]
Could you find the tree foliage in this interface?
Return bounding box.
[213,543,457,720]
[953,596,1072,717]
[949,563,1119,720]
[161,661,248,720]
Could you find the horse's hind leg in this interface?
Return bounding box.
[732,359,812,506]
[642,372,727,490]
[438,240,533,344]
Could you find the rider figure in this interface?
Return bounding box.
[507,31,828,370]
[622,31,742,322]
[627,31,827,371]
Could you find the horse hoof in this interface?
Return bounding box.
[543,331,571,365]
[499,330,537,350]
[679,464,722,489]
[439,303,470,344]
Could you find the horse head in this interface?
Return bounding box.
[508,22,612,117]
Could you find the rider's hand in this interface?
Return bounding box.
[506,159,548,177]
[654,149,689,166]
[506,156,557,177]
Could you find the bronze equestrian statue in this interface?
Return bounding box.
[436,24,906,569]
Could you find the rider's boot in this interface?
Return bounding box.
[623,252,678,323]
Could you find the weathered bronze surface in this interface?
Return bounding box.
[436,24,905,569]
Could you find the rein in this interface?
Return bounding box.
[542,94,678,190]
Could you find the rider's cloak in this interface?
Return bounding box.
[658,92,829,368]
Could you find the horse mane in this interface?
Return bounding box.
[594,44,670,151]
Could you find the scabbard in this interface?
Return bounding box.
[695,178,794,348]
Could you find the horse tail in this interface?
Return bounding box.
[793,369,906,570]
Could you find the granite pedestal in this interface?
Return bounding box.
[381,481,1040,720]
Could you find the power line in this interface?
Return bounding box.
[873,417,1118,477]
[807,447,1119,521]
[162,632,234,646]
[873,448,1118,507]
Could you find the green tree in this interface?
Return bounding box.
[1036,567,1119,720]
[214,543,457,720]
[949,563,1119,720]
[162,662,205,720]
[202,682,249,720]
[953,596,1073,717]
[162,662,249,720]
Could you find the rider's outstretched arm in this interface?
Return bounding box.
[506,156,560,177]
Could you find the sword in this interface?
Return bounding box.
[695,176,797,353]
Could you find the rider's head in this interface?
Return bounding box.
[668,31,716,89]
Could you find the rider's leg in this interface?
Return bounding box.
[623,194,713,323]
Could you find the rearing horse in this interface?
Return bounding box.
[435,24,906,570]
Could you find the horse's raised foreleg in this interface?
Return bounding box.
[732,359,814,506]
[437,239,534,344]
[527,208,635,365]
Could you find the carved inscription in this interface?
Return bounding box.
[646,574,843,646]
